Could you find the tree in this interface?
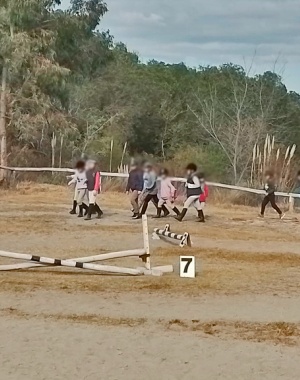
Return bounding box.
[0,0,68,180]
[186,64,295,184]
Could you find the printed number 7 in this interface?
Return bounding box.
[182,258,193,273]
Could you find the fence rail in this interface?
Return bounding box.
[1,165,300,201]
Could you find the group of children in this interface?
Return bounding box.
[68,158,289,222]
[125,162,209,222]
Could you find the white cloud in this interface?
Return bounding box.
[59,0,300,91]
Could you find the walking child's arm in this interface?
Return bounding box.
[192,175,201,187]
[68,177,76,186]
[94,172,101,192]
[168,179,176,199]
[126,174,131,192]
[204,184,209,198]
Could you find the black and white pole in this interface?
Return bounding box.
[0,250,142,275]
[153,224,191,248]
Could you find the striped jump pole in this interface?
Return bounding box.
[153,224,191,248]
[0,216,173,276]
[0,248,147,271]
[0,250,143,276]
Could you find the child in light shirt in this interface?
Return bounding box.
[153,168,180,218]
[68,160,89,217]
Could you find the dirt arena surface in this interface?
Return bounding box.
[1,183,300,379]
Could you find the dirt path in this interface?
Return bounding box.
[1,315,299,380]
[1,184,300,379]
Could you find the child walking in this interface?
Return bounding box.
[153,168,180,218]
[175,163,203,222]
[197,173,208,222]
[259,170,284,219]
[126,161,144,218]
[68,160,89,217]
[68,162,80,215]
[133,162,169,219]
[84,159,103,221]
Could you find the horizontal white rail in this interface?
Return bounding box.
[1,165,300,199]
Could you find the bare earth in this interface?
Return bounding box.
[1,183,300,379]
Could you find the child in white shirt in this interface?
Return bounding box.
[68,160,89,217]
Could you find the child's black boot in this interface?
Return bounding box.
[69,200,77,215]
[175,208,187,222]
[152,208,162,219]
[84,204,94,221]
[78,205,84,218]
[197,210,205,222]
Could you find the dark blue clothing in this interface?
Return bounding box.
[126,169,144,192]
[263,179,276,195]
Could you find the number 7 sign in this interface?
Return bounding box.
[180,256,196,278]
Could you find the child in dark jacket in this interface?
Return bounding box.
[175,163,203,222]
[260,170,284,219]
[126,162,144,218]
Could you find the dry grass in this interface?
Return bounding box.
[2,307,300,346]
[168,319,300,346]
[1,246,300,296]
[1,183,300,297]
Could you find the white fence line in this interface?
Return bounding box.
[1,165,300,199]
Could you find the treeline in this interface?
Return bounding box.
[1,0,300,185]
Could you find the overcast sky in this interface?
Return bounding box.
[61,0,300,92]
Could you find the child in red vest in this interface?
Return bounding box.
[84,159,103,221]
[198,173,208,222]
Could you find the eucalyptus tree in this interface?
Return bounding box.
[0,0,68,179]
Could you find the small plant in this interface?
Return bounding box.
[250,135,297,191]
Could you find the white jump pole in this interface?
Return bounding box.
[0,248,147,271]
[0,218,150,271]
[0,250,143,276]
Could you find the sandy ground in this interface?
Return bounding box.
[1,183,300,379]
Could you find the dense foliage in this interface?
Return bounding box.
[1,0,300,184]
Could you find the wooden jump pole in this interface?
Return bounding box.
[0,250,143,276]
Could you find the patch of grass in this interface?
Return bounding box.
[2,307,300,346]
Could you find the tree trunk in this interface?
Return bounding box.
[0,65,8,181]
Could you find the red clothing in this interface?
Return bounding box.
[199,184,208,202]
[94,171,101,192]
[86,169,101,192]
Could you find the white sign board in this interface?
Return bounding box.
[180,256,195,278]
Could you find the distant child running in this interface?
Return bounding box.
[84,159,103,221]
[153,168,180,218]
[197,173,208,222]
[68,160,89,217]
[175,163,203,222]
[126,161,144,218]
[259,170,284,219]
